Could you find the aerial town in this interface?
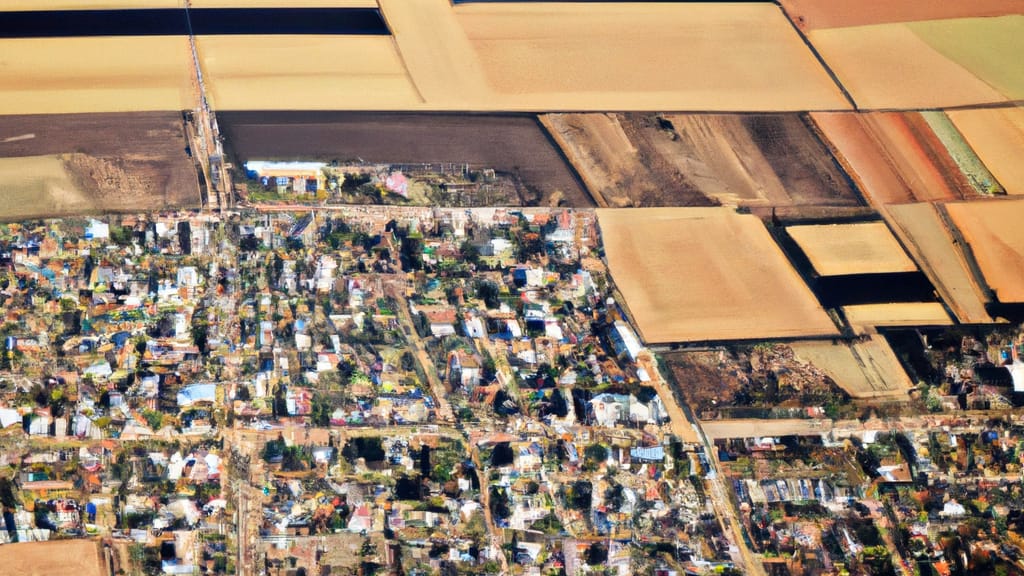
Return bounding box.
[1,1,1023,576]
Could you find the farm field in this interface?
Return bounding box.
[791,336,913,401]
[196,35,423,111]
[0,0,179,8]
[945,199,1024,303]
[908,16,1024,102]
[0,112,200,217]
[777,0,1020,31]
[571,113,861,207]
[807,23,1008,109]
[811,112,973,207]
[843,303,951,333]
[598,208,838,344]
[0,539,107,576]
[0,36,192,114]
[886,202,992,324]
[919,111,1003,196]
[538,113,713,208]
[946,107,1024,196]
[787,221,917,276]
[380,0,851,111]
[219,112,590,207]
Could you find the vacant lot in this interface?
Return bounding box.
[843,303,951,332]
[778,0,1020,31]
[945,199,1024,303]
[571,113,860,208]
[812,112,973,207]
[788,222,917,276]
[947,107,1024,196]
[0,112,200,217]
[808,24,1008,109]
[0,539,106,576]
[792,336,912,401]
[221,111,590,207]
[886,202,992,323]
[599,208,837,343]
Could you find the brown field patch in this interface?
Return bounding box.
[811,112,973,208]
[220,111,590,207]
[0,539,107,576]
[808,24,1008,109]
[791,336,912,401]
[947,107,1024,196]
[843,303,952,333]
[787,222,916,276]
[0,36,192,114]
[575,113,859,208]
[886,203,992,323]
[945,199,1024,303]
[599,208,837,343]
[0,112,200,217]
[778,0,1020,31]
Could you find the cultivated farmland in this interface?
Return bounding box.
[219,112,591,207]
[778,0,1021,31]
[843,303,951,333]
[945,199,1024,303]
[946,107,1024,196]
[788,221,917,276]
[791,336,913,401]
[598,208,838,344]
[0,539,107,576]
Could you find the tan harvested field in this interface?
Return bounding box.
[0,0,179,7]
[788,222,916,276]
[378,0,851,112]
[812,112,973,207]
[0,112,200,217]
[561,113,860,208]
[886,202,993,323]
[0,539,107,576]
[192,0,375,6]
[701,418,830,440]
[945,200,1024,303]
[908,17,1024,102]
[947,107,1024,196]
[598,208,838,343]
[808,24,1008,109]
[843,303,952,332]
[778,0,1021,31]
[0,37,193,114]
[791,336,912,401]
[196,35,423,111]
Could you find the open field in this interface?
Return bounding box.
[220,112,590,207]
[538,113,713,208]
[0,36,192,114]
[599,208,838,343]
[0,539,107,576]
[811,112,973,207]
[0,112,200,215]
[791,336,913,401]
[0,0,180,8]
[576,113,860,207]
[886,202,992,324]
[778,0,1021,31]
[807,24,1008,109]
[919,111,1003,196]
[946,107,1024,196]
[702,418,830,440]
[0,155,92,219]
[843,303,952,332]
[788,222,917,276]
[379,0,850,112]
[908,16,1024,102]
[945,199,1024,303]
[196,35,423,111]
